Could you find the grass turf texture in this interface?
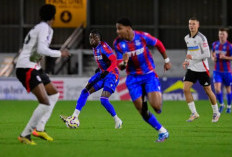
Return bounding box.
[0,100,232,157]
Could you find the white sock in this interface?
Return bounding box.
[188,101,197,114]
[36,93,60,131]
[220,104,224,107]
[113,115,119,121]
[72,109,80,118]
[227,105,231,109]
[158,126,167,133]
[21,104,49,137]
[211,104,219,114]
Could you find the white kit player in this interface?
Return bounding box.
[16,4,69,145]
[182,17,220,123]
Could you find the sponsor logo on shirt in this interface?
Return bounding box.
[127,47,144,57]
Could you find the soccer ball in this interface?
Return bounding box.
[65,116,80,129]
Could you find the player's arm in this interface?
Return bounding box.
[113,41,127,70]
[155,39,171,71]
[142,32,171,71]
[211,42,217,61]
[37,26,69,58]
[219,44,232,60]
[183,38,190,69]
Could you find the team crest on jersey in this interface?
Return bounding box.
[95,55,103,60]
[135,40,141,46]
[121,43,126,49]
[203,42,208,47]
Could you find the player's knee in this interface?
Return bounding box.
[38,98,50,106]
[214,88,221,93]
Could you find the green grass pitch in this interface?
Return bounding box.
[0,100,232,157]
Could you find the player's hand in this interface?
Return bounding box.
[186,54,192,60]
[61,49,70,57]
[182,61,189,70]
[100,71,109,78]
[164,62,171,71]
[123,53,129,65]
[219,53,227,59]
[95,68,100,73]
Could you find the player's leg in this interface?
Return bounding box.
[127,74,168,142]
[225,86,231,113]
[203,85,220,122]
[100,74,122,128]
[183,81,199,121]
[20,83,50,145]
[223,72,232,113]
[183,70,199,122]
[16,68,51,145]
[199,71,220,122]
[213,71,224,112]
[100,90,122,128]
[71,73,101,119]
[33,78,59,141]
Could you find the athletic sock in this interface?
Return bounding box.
[21,104,49,137]
[145,112,162,131]
[216,93,223,104]
[75,88,90,111]
[211,104,219,114]
[36,93,60,131]
[158,126,167,133]
[226,93,232,107]
[188,101,197,114]
[100,97,116,117]
[72,109,80,118]
[113,115,120,121]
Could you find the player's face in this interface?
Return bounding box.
[89,33,100,47]
[188,20,199,33]
[116,23,129,39]
[218,31,228,42]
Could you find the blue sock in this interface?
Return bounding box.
[75,89,90,111]
[100,97,116,117]
[216,93,223,104]
[227,93,232,106]
[144,112,162,130]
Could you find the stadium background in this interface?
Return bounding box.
[1,1,232,157]
[0,0,232,101]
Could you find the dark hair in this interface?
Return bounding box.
[116,17,132,27]
[39,4,56,21]
[90,29,102,41]
[189,17,199,22]
[219,27,229,33]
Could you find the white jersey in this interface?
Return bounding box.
[184,32,210,72]
[16,22,61,70]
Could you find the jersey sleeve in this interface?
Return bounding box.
[192,36,210,60]
[140,32,166,53]
[229,44,232,56]
[37,25,61,58]
[140,32,157,47]
[211,42,216,52]
[101,42,117,72]
[113,40,124,66]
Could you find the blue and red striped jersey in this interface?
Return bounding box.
[93,41,119,79]
[113,30,166,75]
[212,41,232,72]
